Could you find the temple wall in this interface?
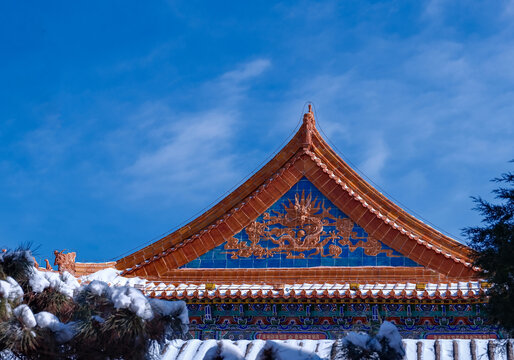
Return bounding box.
[185,299,502,340]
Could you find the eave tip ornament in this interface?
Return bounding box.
[302,103,316,148]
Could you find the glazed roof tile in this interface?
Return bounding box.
[134,281,484,300]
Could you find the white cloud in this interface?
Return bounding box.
[118,59,272,202]
[359,135,389,182]
[423,0,446,19]
[124,109,239,199]
[505,0,514,17]
[18,114,78,173]
[220,59,271,83]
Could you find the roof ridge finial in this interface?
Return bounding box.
[302,103,316,148]
[303,103,315,125]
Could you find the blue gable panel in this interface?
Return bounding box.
[183,177,421,268]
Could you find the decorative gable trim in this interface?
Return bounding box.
[118,107,477,281]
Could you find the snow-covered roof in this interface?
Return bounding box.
[142,281,484,300]
[160,339,512,360]
[77,269,484,300]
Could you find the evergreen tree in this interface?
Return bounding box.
[463,164,514,335]
[0,247,188,359]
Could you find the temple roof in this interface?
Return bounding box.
[143,281,484,301]
[114,106,477,282]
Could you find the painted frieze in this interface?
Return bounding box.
[186,300,501,340]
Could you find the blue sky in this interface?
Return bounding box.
[1,1,513,263]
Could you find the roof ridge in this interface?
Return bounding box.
[116,107,477,279]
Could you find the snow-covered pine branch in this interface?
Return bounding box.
[0,248,189,359]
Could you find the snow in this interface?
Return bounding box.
[150,298,189,325]
[8,254,512,360]
[343,332,373,349]
[494,341,509,360]
[377,320,405,357]
[81,268,121,283]
[439,340,454,359]
[456,339,472,360]
[81,277,185,323]
[83,280,190,323]
[28,268,51,292]
[6,277,23,300]
[403,340,417,360]
[0,279,9,298]
[28,268,80,296]
[87,279,110,297]
[176,339,202,360]
[315,340,335,358]
[165,339,331,360]
[301,340,319,354]
[13,304,37,328]
[420,340,436,360]
[0,250,33,265]
[54,322,76,343]
[234,340,251,357]
[2,261,188,340]
[34,311,76,343]
[219,340,245,360]
[161,339,185,360]
[80,267,147,287]
[475,339,490,359]
[142,281,482,299]
[91,315,105,323]
[263,340,322,360]
[35,311,60,330]
[0,277,23,301]
[196,339,219,359]
[110,285,153,319]
[401,339,513,360]
[244,339,266,360]
[159,339,514,360]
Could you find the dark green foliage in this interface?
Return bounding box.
[102,309,146,358]
[73,286,114,326]
[72,289,148,359]
[71,309,147,360]
[0,319,39,359]
[0,245,34,286]
[0,320,67,360]
[146,310,188,342]
[25,288,77,323]
[376,336,404,360]
[463,165,514,336]
[72,288,187,359]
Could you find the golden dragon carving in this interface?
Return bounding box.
[224,191,396,259]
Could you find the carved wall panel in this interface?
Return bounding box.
[183,178,420,268]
